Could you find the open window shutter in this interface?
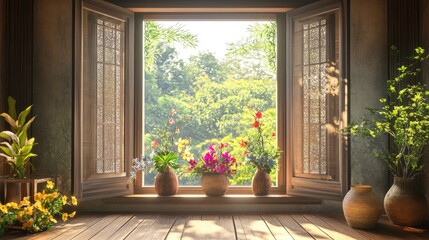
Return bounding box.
[286,0,347,200]
[74,0,134,201]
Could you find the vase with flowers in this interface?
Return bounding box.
[240,109,280,196]
[130,109,192,196]
[188,143,238,197]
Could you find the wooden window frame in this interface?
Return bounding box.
[133,13,287,195]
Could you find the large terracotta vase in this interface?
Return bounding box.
[384,177,427,227]
[342,185,382,229]
[252,167,271,196]
[154,167,178,196]
[201,173,229,197]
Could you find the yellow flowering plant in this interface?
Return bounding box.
[0,181,78,235]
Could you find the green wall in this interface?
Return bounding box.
[33,0,73,194]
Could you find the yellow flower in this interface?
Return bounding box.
[69,211,76,218]
[22,218,34,230]
[71,196,78,206]
[19,197,31,207]
[62,195,68,205]
[62,213,68,222]
[6,202,18,209]
[46,181,54,189]
[33,201,42,209]
[24,206,34,215]
[0,204,8,214]
[177,138,190,153]
[50,217,57,223]
[17,211,24,220]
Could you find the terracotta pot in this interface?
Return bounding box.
[384,177,427,227]
[252,167,271,196]
[201,173,229,197]
[154,167,178,196]
[342,185,382,229]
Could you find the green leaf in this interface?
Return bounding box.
[0,113,17,129]
[7,96,17,120]
[17,105,32,129]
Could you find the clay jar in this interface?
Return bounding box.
[201,173,229,197]
[252,167,271,196]
[342,185,382,229]
[154,167,179,196]
[384,177,427,227]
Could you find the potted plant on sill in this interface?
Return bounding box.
[188,143,238,197]
[0,97,37,202]
[240,109,280,196]
[344,47,429,227]
[130,109,192,196]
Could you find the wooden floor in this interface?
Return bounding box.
[3,213,429,240]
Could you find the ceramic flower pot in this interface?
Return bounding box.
[252,167,271,196]
[342,185,382,229]
[201,173,229,197]
[154,167,179,196]
[384,177,427,227]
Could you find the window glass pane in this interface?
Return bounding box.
[143,20,278,187]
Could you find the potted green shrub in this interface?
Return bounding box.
[0,97,37,202]
[240,109,280,196]
[344,47,429,227]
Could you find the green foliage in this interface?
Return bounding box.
[344,47,429,179]
[154,152,180,173]
[0,97,37,179]
[144,22,198,73]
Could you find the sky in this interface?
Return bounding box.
[157,21,268,61]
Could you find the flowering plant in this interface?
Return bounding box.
[130,109,193,178]
[240,109,280,174]
[0,181,77,235]
[188,143,238,177]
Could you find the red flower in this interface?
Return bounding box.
[255,110,262,119]
[252,121,259,128]
[152,140,159,148]
[272,132,276,137]
[169,117,175,124]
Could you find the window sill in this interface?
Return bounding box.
[77,194,324,213]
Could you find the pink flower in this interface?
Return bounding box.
[169,117,175,124]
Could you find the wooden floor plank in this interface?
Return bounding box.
[218,215,237,239]
[291,214,332,240]
[49,215,105,240]
[377,216,429,240]
[182,215,235,239]
[238,215,275,240]
[275,214,314,240]
[317,214,371,240]
[166,215,190,240]
[69,214,119,240]
[233,215,246,240]
[333,214,405,240]
[261,215,294,240]
[108,214,148,240]
[304,214,362,240]
[139,215,177,239]
[124,215,158,239]
[90,214,134,240]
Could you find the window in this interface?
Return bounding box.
[75,0,134,200]
[135,15,286,194]
[286,1,347,200]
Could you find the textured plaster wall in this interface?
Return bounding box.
[33,0,73,194]
[349,0,389,196]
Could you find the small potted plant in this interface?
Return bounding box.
[0,97,37,202]
[240,109,280,196]
[130,109,192,196]
[188,143,238,197]
[344,47,429,227]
